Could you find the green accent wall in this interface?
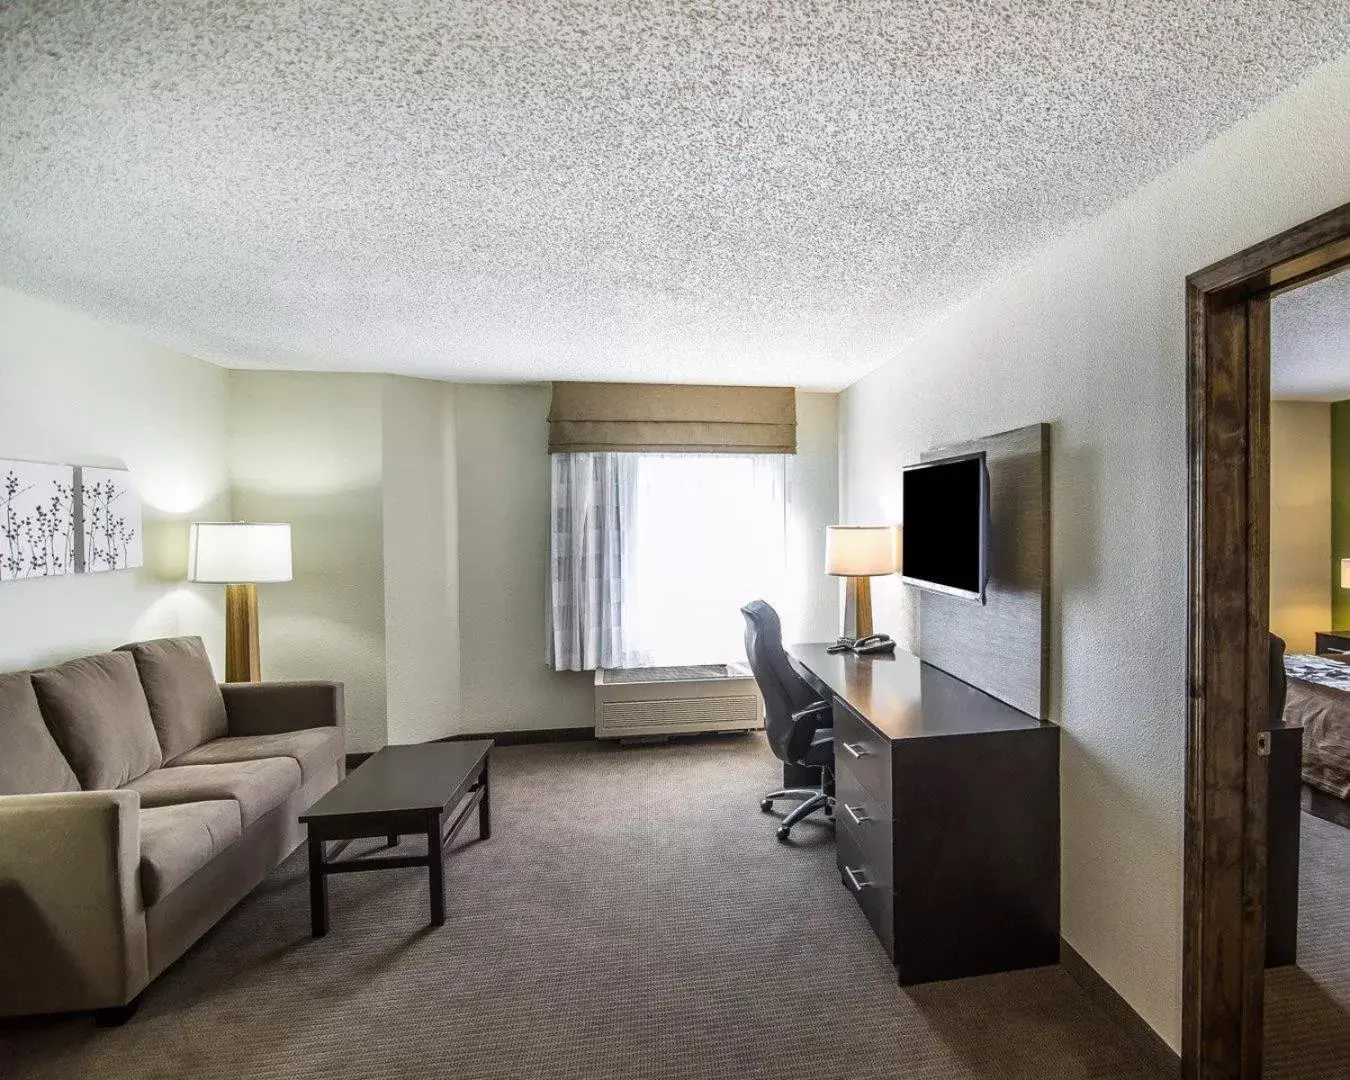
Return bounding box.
[1332,401,1350,629]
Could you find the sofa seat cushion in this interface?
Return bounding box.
[127,758,301,827]
[32,652,163,790]
[0,672,81,796]
[171,727,342,785]
[118,637,228,761]
[139,799,243,905]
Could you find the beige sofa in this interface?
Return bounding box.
[0,636,344,1019]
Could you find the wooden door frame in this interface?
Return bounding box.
[1185,201,1350,1079]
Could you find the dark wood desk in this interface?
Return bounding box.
[300,741,492,936]
[790,643,1060,985]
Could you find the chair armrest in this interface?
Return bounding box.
[220,680,345,737]
[791,700,832,726]
[0,790,147,1015]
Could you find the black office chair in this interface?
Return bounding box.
[741,600,834,842]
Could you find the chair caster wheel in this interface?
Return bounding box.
[760,798,774,812]
[776,825,791,843]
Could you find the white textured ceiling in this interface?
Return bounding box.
[3,3,1350,389]
[1272,268,1350,401]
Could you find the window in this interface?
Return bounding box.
[623,454,786,666]
[547,453,789,670]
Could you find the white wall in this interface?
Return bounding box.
[0,288,229,671]
[1270,401,1332,654]
[839,54,1350,1050]
[228,371,388,752]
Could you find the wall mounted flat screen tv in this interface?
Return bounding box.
[900,451,989,603]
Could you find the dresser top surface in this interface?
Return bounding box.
[789,643,1050,741]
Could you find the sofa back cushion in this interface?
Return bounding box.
[117,637,227,761]
[0,672,81,795]
[31,652,163,790]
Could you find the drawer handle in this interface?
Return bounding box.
[843,803,869,825]
[841,741,869,759]
[843,865,871,892]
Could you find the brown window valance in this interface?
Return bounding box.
[548,382,796,454]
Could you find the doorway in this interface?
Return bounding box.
[1185,202,1350,1080]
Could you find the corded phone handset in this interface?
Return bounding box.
[851,634,896,655]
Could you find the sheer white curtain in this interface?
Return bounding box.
[546,453,635,671]
[547,451,788,671]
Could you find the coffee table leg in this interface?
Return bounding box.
[427,815,445,927]
[307,833,329,938]
[479,758,491,841]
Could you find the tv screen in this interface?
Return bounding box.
[900,452,988,601]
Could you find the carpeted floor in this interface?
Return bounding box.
[0,736,1194,1079]
[1264,811,1350,1078]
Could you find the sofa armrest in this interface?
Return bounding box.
[220,680,345,737]
[0,790,148,1016]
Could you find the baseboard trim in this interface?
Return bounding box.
[440,727,595,747]
[345,727,597,770]
[1060,939,1180,1077]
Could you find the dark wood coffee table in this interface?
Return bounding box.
[299,740,492,936]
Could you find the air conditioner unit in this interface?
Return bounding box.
[594,663,763,740]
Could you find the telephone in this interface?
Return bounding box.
[851,634,896,655]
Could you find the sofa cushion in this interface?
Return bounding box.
[138,799,243,905]
[126,758,301,827]
[0,672,80,796]
[31,652,163,790]
[171,727,343,785]
[117,637,228,761]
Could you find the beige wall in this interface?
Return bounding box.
[228,371,388,752]
[0,287,230,672]
[839,55,1350,1050]
[1270,401,1331,654]
[382,378,462,744]
[785,392,842,644]
[453,384,595,731]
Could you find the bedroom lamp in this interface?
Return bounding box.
[826,525,897,643]
[188,522,292,682]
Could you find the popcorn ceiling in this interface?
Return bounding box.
[1,1,1348,388]
[1272,268,1350,401]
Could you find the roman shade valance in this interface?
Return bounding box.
[548,382,796,454]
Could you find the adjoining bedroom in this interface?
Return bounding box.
[1266,263,1350,1062]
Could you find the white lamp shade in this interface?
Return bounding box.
[825,525,896,577]
[188,522,293,583]
[1342,558,1350,590]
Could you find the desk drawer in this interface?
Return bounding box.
[836,761,894,864]
[833,702,891,804]
[838,817,894,960]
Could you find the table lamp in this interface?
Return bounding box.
[188,522,293,682]
[826,525,897,643]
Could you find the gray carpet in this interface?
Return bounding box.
[1264,811,1350,1078]
[3,736,1177,1079]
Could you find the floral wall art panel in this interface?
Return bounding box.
[0,459,77,581]
[77,466,143,573]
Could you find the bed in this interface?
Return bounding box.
[1283,653,1350,821]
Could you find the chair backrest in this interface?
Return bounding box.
[741,600,825,764]
[1270,633,1288,727]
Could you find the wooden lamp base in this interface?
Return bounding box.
[224,583,261,683]
[843,576,874,642]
